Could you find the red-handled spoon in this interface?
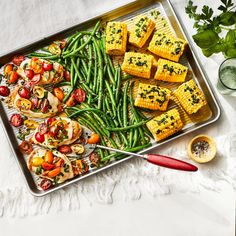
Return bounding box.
[94,144,198,172]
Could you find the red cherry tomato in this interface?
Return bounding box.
[58,145,72,154]
[42,162,55,170]
[7,71,19,84]
[74,88,86,103]
[10,114,23,127]
[39,178,52,190]
[19,140,33,154]
[49,125,60,138]
[41,98,49,113]
[43,62,53,71]
[45,117,56,126]
[24,69,34,79]
[18,87,31,99]
[30,96,39,109]
[12,55,25,66]
[63,70,71,81]
[0,86,10,97]
[38,123,49,135]
[35,132,45,143]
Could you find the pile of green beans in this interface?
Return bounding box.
[27,21,152,163]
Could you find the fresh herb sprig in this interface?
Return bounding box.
[185,0,236,57]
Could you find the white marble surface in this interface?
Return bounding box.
[0,0,235,235]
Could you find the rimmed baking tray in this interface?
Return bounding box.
[0,0,221,196]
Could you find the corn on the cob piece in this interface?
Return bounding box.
[121,52,154,78]
[129,15,155,48]
[134,83,171,111]
[105,22,128,55]
[173,79,207,114]
[146,108,184,142]
[148,32,187,62]
[155,59,188,82]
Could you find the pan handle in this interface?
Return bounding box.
[145,154,198,172]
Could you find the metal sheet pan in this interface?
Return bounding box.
[0,0,221,196]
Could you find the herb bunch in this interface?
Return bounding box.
[185,0,236,57]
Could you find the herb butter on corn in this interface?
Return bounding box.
[134,83,171,111]
[105,22,128,55]
[173,79,207,114]
[146,108,184,141]
[121,52,154,78]
[148,32,187,62]
[155,59,188,82]
[129,15,155,48]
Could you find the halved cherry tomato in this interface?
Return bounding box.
[35,132,45,143]
[33,86,44,99]
[19,140,33,154]
[31,157,44,167]
[31,74,41,84]
[12,55,25,66]
[7,71,19,84]
[16,98,32,110]
[24,119,38,130]
[57,103,64,113]
[58,145,72,154]
[55,158,64,167]
[45,117,56,126]
[4,64,13,75]
[63,70,70,81]
[47,167,61,178]
[42,162,55,170]
[30,96,39,109]
[65,94,76,107]
[38,123,49,135]
[30,57,43,74]
[56,39,66,49]
[24,69,34,79]
[39,179,52,190]
[49,125,60,138]
[40,98,49,113]
[18,87,31,99]
[48,43,61,55]
[10,114,23,127]
[44,151,54,164]
[0,86,10,97]
[74,88,86,103]
[53,87,64,102]
[87,133,100,144]
[43,62,53,71]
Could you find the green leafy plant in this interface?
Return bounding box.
[185,0,236,57]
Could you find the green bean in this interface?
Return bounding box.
[54,81,71,87]
[86,44,93,84]
[66,107,102,118]
[132,128,139,147]
[115,67,121,102]
[63,86,73,102]
[106,119,149,131]
[105,81,116,116]
[27,52,59,60]
[123,81,129,127]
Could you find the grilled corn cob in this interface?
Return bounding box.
[146,108,184,141]
[129,15,155,48]
[105,22,128,55]
[121,52,154,78]
[155,59,188,82]
[134,83,171,111]
[173,79,207,114]
[148,32,187,62]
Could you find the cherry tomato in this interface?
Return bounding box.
[30,57,43,74]
[65,94,76,107]
[16,98,32,110]
[49,125,60,138]
[12,55,25,66]
[10,114,23,127]
[4,64,13,75]
[39,178,52,190]
[63,70,70,81]
[7,71,19,84]
[24,69,34,79]
[45,117,56,126]
[58,145,72,154]
[87,133,100,144]
[30,96,39,109]
[35,132,45,143]
[31,74,41,84]
[55,158,64,167]
[53,87,64,101]
[0,86,10,97]
[44,151,54,164]
[19,140,33,154]
[57,39,66,49]
[42,162,55,170]
[57,103,64,113]
[48,43,61,55]
[38,123,49,135]
[74,88,86,103]
[18,87,31,99]
[47,167,61,178]
[43,62,53,71]
[41,98,49,113]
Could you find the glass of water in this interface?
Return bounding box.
[217,58,236,96]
